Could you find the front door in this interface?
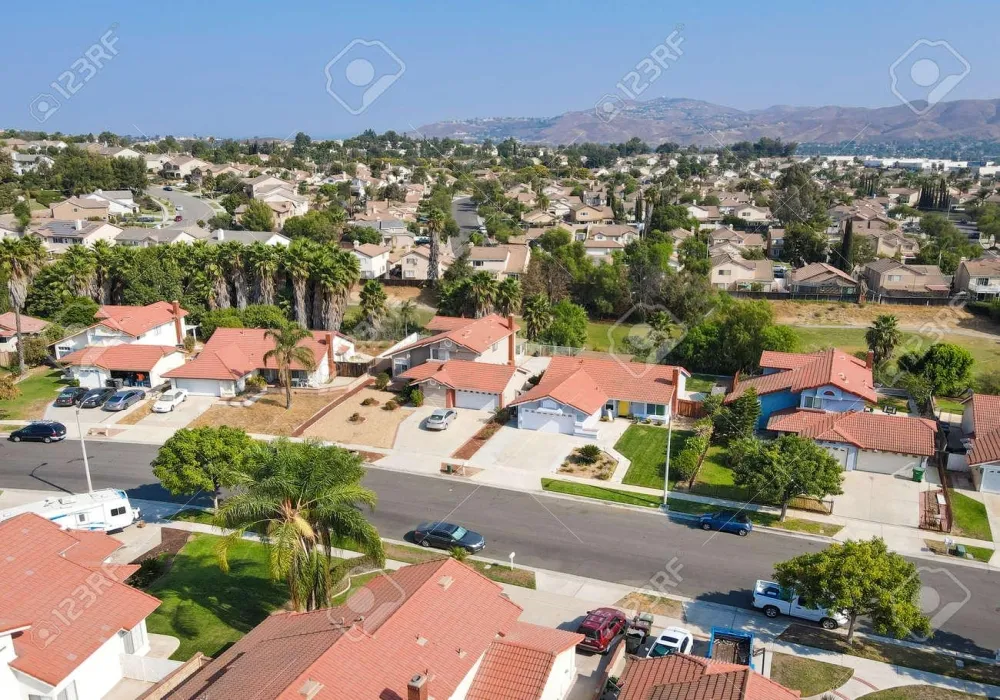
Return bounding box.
[618,400,630,417]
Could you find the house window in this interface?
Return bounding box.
[403,270,415,279]
[976,277,989,286]
[111,506,126,517]
[473,260,484,267]
[888,274,902,282]
[76,513,88,524]
[803,396,821,409]
[717,269,731,276]
[646,403,666,416]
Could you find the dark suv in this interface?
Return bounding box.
[79,387,115,408]
[53,387,88,407]
[9,421,67,443]
[576,607,627,654]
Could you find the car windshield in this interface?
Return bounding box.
[451,526,468,539]
[650,642,676,657]
[160,392,177,401]
[430,411,447,419]
[59,388,77,396]
[582,627,599,639]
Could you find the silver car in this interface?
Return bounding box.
[425,409,457,430]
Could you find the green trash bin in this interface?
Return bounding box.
[912,467,925,482]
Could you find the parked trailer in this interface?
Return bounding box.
[707,627,755,669]
[0,489,140,532]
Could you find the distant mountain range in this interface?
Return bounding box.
[413,97,1000,146]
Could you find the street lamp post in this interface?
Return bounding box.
[75,407,93,493]
[663,411,673,507]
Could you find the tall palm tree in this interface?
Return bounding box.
[263,323,316,409]
[396,299,419,335]
[221,241,249,309]
[215,439,385,612]
[426,207,445,283]
[284,239,315,326]
[468,271,498,318]
[358,279,388,338]
[0,236,47,375]
[494,277,521,316]
[249,241,280,306]
[865,314,901,367]
[318,248,359,331]
[91,240,115,303]
[61,244,96,299]
[522,293,552,341]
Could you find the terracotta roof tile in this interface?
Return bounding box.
[618,654,799,700]
[0,312,48,334]
[967,393,1000,466]
[767,409,937,456]
[389,314,518,356]
[94,301,187,337]
[58,344,181,371]
[727,349,877,404]
[399,359,516,394]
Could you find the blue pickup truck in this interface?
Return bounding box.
[707,627,755,669]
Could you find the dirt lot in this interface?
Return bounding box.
[769,300,1000,333]
[301,388,413,448]
[189,391,341,436]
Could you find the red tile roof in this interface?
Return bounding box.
[0,311,48,334]
[389,314,518,356]
[164,328,339,381]
[399,359,515,394]
[0,514,160,687]
[511,356,686,415]
[94,301,187,337]
[767,409,937,456]
[467,622,583,700]
[727,349,877,404]
[617,654,799,700]
[58,344,181,371]
[169,558,527,700]
[967,393,1000,466]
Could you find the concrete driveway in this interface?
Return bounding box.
[136,395,215,428]
[831,469,933,527]
[474,427,592,473]
[393,407,490,457]
[44,403,127,433]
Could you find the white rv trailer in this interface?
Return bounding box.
[0,489,140,532]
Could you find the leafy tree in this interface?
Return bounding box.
[916,213,978,275]
[541,299,587,348]
[215,439,384,612]
[198,307,244,340]
[770,163,829,229]
[898,343,974,396]
[282,210,344,243]
[263,323,316,409]
[975,369,1000,396]
[678,236,710,275]
[837,220,855,272]
[851,236,877,269]
[865,314,901,367]
[0,373,19,402]
[239,304,289,331]
[152,426,255,509]
[341,225,380,245]
[774,537,930,642]
[240,200,275,232]
[781,224,828,265]
[56,296,99,327]
[522,293,552,341]
[732,434,843,521]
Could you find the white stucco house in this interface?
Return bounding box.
[348,241,391,279]
[51,301,191,360]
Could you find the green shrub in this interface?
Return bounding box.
[244,374,267,392]
[577,444,602,464]
[128,554,167,588]
[410,389,424,407]
[374,372,391,390]
[361,397,378,406]
[382,399,399,411]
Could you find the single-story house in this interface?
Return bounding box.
[727,349,878,428]
[0,311,48,355]
[399,358,517,410]
[959,393,1000,492]
[59,344,186,389]
[163,327,354,397]
[510,356,689,437]
[385,314,519,377]
[612,652,800,700]
[787,263,858,294]
[767,408,937,474]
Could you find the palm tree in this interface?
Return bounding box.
[325,249,359,330]
[215,439,385,612]
[468,271,498,318]
[221,241,249,309]
[426,207,445,283]
[92,240,115,303]
[61,244,96,298]
[249,241,280,306]
[263,323,316,409]
[522,293,552,341]
[865,314,901,367]
[0,236,47,375]
[358,279,388,338]
[495,277,521,316]
[396,299,419,336]
[284,239,315,327]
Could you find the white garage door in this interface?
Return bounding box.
[824,445,850,469]
[456,390,498,411]
[980,466,1000,494]
[857,450,913,475]
[174,378,224,397]
[519,409,575,435]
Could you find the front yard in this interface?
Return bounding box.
[300,388,414,448]
[188,390,340,436]
[947,489,994,542]
[0,368,68,420]
[769,652,854,697]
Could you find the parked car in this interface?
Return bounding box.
[752,579,847,630]
[9,421,67,443]
[576,607,628,654]
[412,521,485,553]
[646,626,694,657]
[79,387,115,408]
[163,186,173,191]
[425,409,457,431]
[174,215,183,222]
[103,389,146,411]
[698,510,752,536]
[152,388,188,413]
[53,387,88,407]
[176,206,184,211]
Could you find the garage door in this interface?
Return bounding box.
[519,409,575,435]
[824,445,850,470]
[456,390,498,411]
[857,450,913,475]
[421,382,447,408]
[980,466,1000,494]
[174,378,224,397]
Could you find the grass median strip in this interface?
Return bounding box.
[769,652,853,696]
[542,478,663,508]
[859,687,986,700]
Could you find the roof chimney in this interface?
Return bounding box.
[75,219,84,231]
[407,674,428,700]
[325,332,336,378]
[507,314,516,366]
[865,350,875,370]
[172,300,183,345]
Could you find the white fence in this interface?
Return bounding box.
[518,341,583,357]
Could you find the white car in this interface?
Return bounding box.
[175,206,184,211]
[645,626,694,658]
[752,579,848,630]
[152,389,188,413]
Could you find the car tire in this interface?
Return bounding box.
[12,436,21,442]
[820,617,839,630]
[763,605,780,618]
[701,522,712,531]
[43,436,51,443]
[737,529,749,537]
[170,406,174,412]
[419,539,430,547]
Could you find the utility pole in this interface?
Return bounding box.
[75,407,93,493]
[663,412,673,507]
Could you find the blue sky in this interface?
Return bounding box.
[3,0,999,138]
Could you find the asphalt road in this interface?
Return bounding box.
[149,186,217,228]
[2,438,997,657]
[450,195,481,255]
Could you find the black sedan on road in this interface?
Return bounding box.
[103,389,146,411]
[79,387,116,408]
[412,521,486,553]
[53,387,88,407]
[9,421,67,443]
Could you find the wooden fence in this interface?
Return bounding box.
[334,359,375,378]
[674,399,706,419]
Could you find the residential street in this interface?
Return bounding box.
[450,194,481,255]
[1,438,997,658]
[148,185,217,228]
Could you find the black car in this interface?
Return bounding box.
[79,387,115,408]
[412,521,486,553]
[103,389,146,411]
[9,421,67,443]
[53,387,88,407]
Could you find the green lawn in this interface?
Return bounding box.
[686,373,722,393]
[769,652,853,696]
[948,490,994,542]
[934,397,967,414]
[144,534,289,660]
[618,424,672,489]
[541,478,663,508]
[872,394,910,413]
[685,448,750,501]
[924,539,994,563]
[585,320,632,352]
[859,687,986,700]
[0,369,68,420]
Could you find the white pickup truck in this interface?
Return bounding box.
[752,580,848,630]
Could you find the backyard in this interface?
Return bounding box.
[0,368,67,420]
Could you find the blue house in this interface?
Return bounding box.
[725,348,878,429]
